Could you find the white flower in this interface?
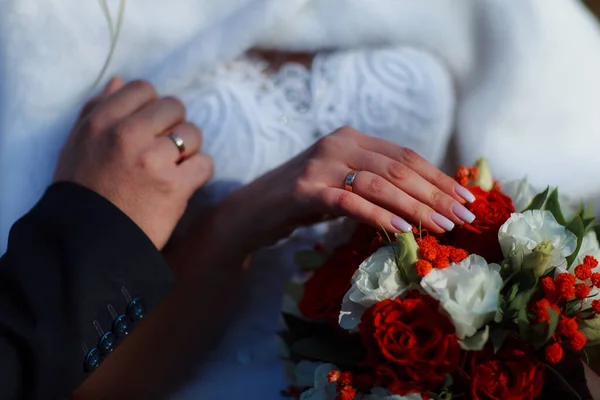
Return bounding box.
[502,180,577,219]
[339,246,408,330]
[571,231,600,310]
[420,255,502,340]
[498,210,577,271]
[364,387,422,400]
[574,231,600,266]
[502,179,539,212]
[299,364,338,400]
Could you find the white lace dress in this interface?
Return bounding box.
[172,46,455,399]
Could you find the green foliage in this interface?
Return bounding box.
[544,188,567,225]
[294,250,327,270]
[566,216,586,268]
[284,282,305,304]
[524,186,550,211]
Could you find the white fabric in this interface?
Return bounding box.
[2,1,600,398]
[3,0,600,247]
[178,47,453,208]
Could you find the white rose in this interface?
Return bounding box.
[300,364,338,400]
[502,179,539,212]
[498,210,577,272]
[502,180,577,219]
[339,246,408,330]
[420,255,502,341]
[364,387,422,400]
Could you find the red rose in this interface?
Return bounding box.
[462,337,545,400]
[358,291,461,395]
[299,224,384,323]
[451,186,515,261]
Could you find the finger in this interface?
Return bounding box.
[178,153,214,194]
[102,76,124,97]
[349,170,454,234]
[355,134,475,204]
[78,77,125,121]
[154,122,203,162]
[91,80,158,131]
[318,187,413,234]
[350,150,475,226]
[127,96,186,139]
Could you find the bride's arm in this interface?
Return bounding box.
[76,127,476,399]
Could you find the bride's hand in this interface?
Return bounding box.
[221,126,476,249]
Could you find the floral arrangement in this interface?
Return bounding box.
[280,159,600,400]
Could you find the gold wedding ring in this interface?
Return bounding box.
[344,170,359,192]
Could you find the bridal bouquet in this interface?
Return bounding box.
[281,159,600,400]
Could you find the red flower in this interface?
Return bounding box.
[298,247,357,322]
[575,263,593,281]
[462,338,545,400]
[450,186,515,262]
[545,342,564,364]
[299,224,384,322]
[358,292,461,395]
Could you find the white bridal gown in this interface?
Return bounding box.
[2,0,600,399]
[172,46,454,400]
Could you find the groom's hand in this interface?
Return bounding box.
[54,77,214,249]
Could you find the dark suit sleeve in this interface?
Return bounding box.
[0,182,174,399]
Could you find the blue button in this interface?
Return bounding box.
[112,314,131,338]
[127,298,145,321]
[84,348,100,373]
[98,332,116,356]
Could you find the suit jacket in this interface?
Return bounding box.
[0,182,173,399]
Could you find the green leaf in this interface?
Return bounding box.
[284,282,304,304]
[566,216,586,268]
[490,329,510,354]
[290,336,365,366]
[505,283,520,303]
[544,188,567,225]
[293,250,327,270]
[544,307,560,344]
[583,203,596,220]
[524,186,550,211]
[583,216,597,235]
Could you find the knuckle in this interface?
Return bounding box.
[128,80,157,98]
[292,178,312,203]
[301,159,321,180]
[331,125,358,138]
[410,202,424,220]
[401,148,419,164]
[367,176,387,195]
[387,161,410,181]
[84,113,105,134]
[112,121,138,143]
[331,190,355,212]
[163,96,186,114]
[314,135,339,155]
[430,190,449,209]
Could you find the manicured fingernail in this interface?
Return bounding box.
[431,212,455,231]
[391,216,413,233]
[455,184,476,203]
[452,203,476,224]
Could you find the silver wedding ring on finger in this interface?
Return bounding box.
[344,170,360,192]
[167,132,186,157]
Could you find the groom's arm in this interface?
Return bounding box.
[0,182,174,399]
